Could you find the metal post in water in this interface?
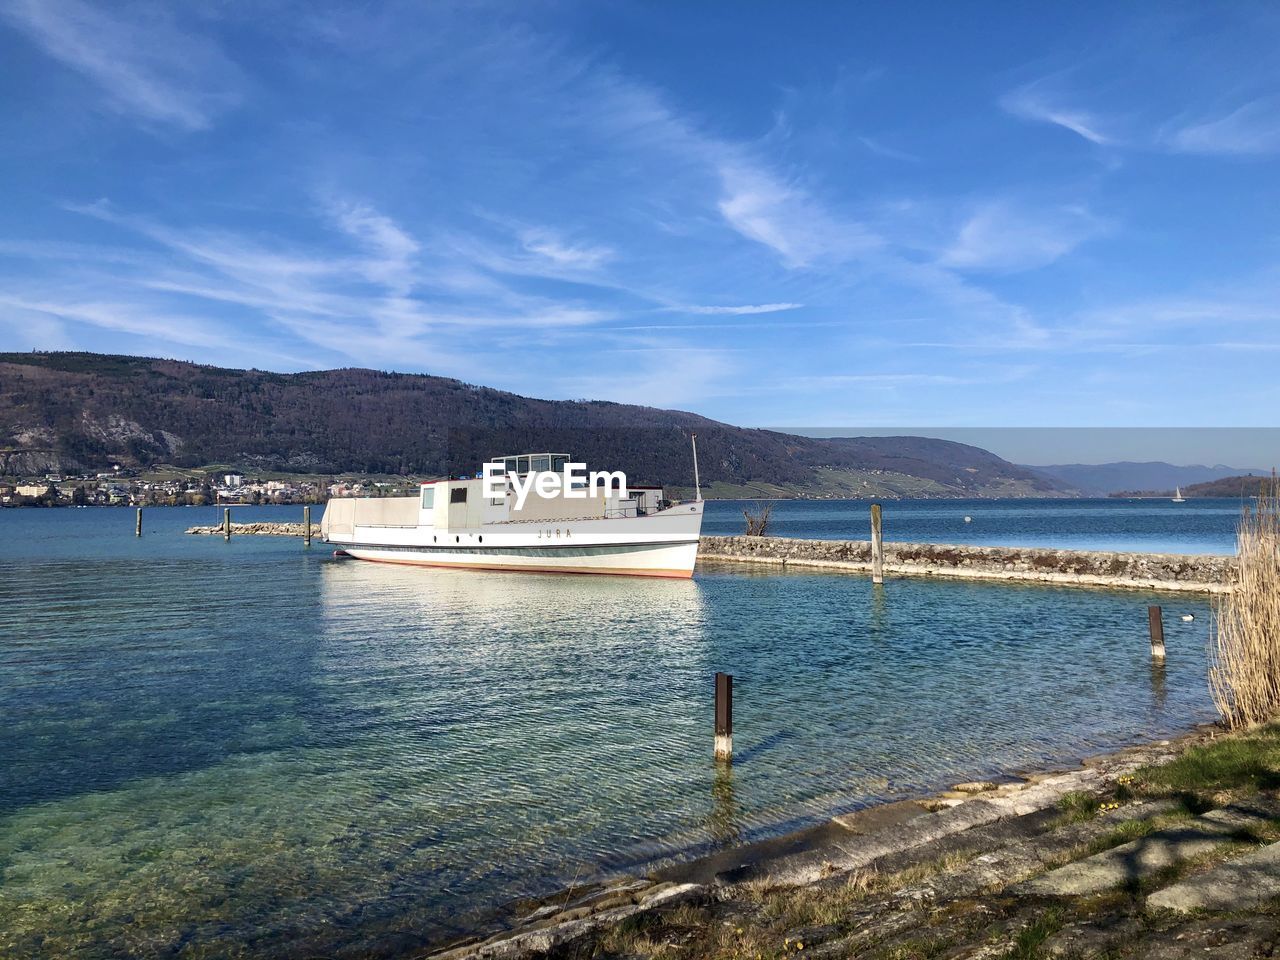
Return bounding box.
[1148,605,1166,660]
[304,505,312,546]
[135,507,142,537]
[223,507,231,541]
[870,503,884,585]
[714,672,733,762]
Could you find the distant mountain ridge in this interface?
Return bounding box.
[1024,461,1270,496]
[1113,474,1276,499]
[0,352,1067,499]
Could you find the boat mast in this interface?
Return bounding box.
[691,433,702,502]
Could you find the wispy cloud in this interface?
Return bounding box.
[0,293,244,351]
[0,300,71,351]
[1068,295,1280,344]
[32,198,627,382]
[1000,86,1113,146]
[785,372,979,386]
[435,220,618,289]
[330,200,421,294]
[940,201,1105,273]
[1165,97,1280,156]
[679,303,802,315]
[519,228,614,270]
[556,345,735,408]
[857,136,921,163]
[716,161,881,268]
[1,0,243,131]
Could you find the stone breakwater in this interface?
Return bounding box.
[186,522,308,536]
[700,535,1235,593]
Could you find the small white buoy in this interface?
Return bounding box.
[963,516,972,523]
[1181,614,1195,622]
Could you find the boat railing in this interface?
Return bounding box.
[494,515,608,524]
[604,505,646,519]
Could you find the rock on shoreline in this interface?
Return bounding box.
[186,522,309,536]
[700,535,1234,593]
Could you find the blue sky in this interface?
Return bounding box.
[2,1,1279,436]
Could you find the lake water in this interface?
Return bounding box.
[702,497,1243,555]
[0,503,1226,958]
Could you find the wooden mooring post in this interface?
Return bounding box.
[304,505,312,546]
[1148,605,1166,660]
[870,503,884,585]
[135,507,142,537]
[714,672,733,762]
[223,507,231,541]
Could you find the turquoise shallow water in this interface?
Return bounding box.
[1,505,1220,958]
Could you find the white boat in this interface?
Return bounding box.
[1172,486,1186,503]
[320,451,704,578]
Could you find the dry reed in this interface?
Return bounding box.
[742,501,774,536]
[1209,474,1280,728]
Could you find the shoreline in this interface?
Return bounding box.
[700,535,1234,593]
[423,720,1223,960]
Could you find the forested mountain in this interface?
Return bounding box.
[0,352,1068,498]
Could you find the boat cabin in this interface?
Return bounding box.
[322,452,672,541]
[411,453,665,530]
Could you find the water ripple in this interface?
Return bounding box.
[0,507,1216,958]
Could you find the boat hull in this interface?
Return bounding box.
[323,499,705,579]
[339,538,698,578]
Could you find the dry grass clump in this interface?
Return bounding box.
[743,502,774,536]
[1209,475,1280,728]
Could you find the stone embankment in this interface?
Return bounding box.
[186,522,308,536]
[428,725,1280,960]
[700,535,1235,593]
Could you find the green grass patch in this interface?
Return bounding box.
[1004,909,1062,959]
[1057,791,1101,823]
[1085,819,1157,855]
[1134,725,1280,795]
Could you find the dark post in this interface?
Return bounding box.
[223,507,231,541]
[304,505,312,546]
[715,672,733,762]
[870,503,884,585]
[135,507,142,537]
[1148,605,1166,660]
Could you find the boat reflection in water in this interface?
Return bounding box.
[318,555,708,649]
[304,559,717,946]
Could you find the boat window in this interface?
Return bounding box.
[517,456,531,474]
[421,487,435,510]
[551,455,568,472]
[450,487,468,504]
[504,457,518,474]
[531,454,551,472]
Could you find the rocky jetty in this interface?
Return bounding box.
[700,535,1235,592]
[185,522,309,536]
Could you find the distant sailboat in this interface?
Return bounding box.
[1172,486,1186,503]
